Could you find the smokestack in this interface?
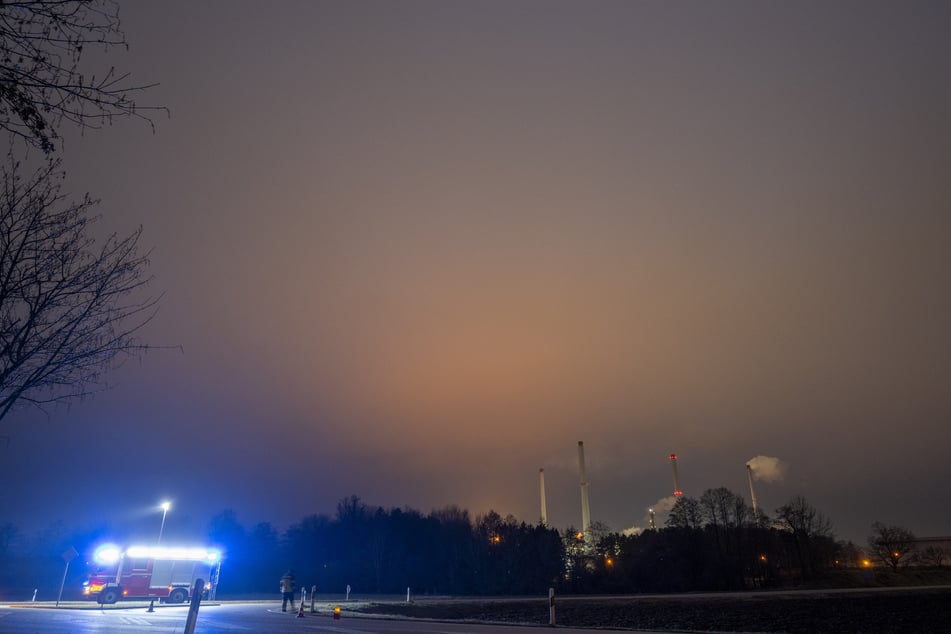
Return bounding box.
[539,468,548,526]
[669,453,683,496]
[746,463,759,521]
[578,441,591,540]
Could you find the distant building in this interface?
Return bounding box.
[911,536,951,567]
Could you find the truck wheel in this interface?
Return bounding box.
[168,588,188,604]
[99,588,119,604]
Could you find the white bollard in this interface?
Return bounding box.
[32,588,37,602]
[346,584,351,601]
[548,587,555,627]
[406,587,411,602]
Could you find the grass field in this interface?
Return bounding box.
[352,586,951,633]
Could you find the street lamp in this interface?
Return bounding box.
[158,501,171,544]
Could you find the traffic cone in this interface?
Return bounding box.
[147,599,155,613]
[297,601,305,618]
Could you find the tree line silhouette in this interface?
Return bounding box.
[0,488,915,600]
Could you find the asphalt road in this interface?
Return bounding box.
[0,601,667,634]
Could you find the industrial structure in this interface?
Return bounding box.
[669,453,683,496]
[746,463,760,520]
[539,468,548,526]
[578,441,591,541]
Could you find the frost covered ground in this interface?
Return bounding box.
[351,587,951,633]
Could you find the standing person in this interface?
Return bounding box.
[280,570,296,612]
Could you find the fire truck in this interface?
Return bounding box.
[82,545,221,604]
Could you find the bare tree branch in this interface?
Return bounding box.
[0,0,163,153]
[0,151,158,423]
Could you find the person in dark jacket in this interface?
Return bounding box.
[280,570,296,612]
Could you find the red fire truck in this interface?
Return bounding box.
[82,545,221,604]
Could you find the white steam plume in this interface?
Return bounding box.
[746,455,787,483]
[622,496,679,535]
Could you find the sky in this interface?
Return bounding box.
[2,0,950,547]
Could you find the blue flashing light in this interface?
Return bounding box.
[93,544,122,565]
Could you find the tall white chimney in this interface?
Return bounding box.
[578,441,591,540]
[747,463,759,521]
[539,468,548,526]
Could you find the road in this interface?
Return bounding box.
[0,601,667,634]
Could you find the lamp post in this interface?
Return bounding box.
[158,501,171,544]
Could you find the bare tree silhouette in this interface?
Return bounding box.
[0,0,162,153]
[0,155,158,425]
